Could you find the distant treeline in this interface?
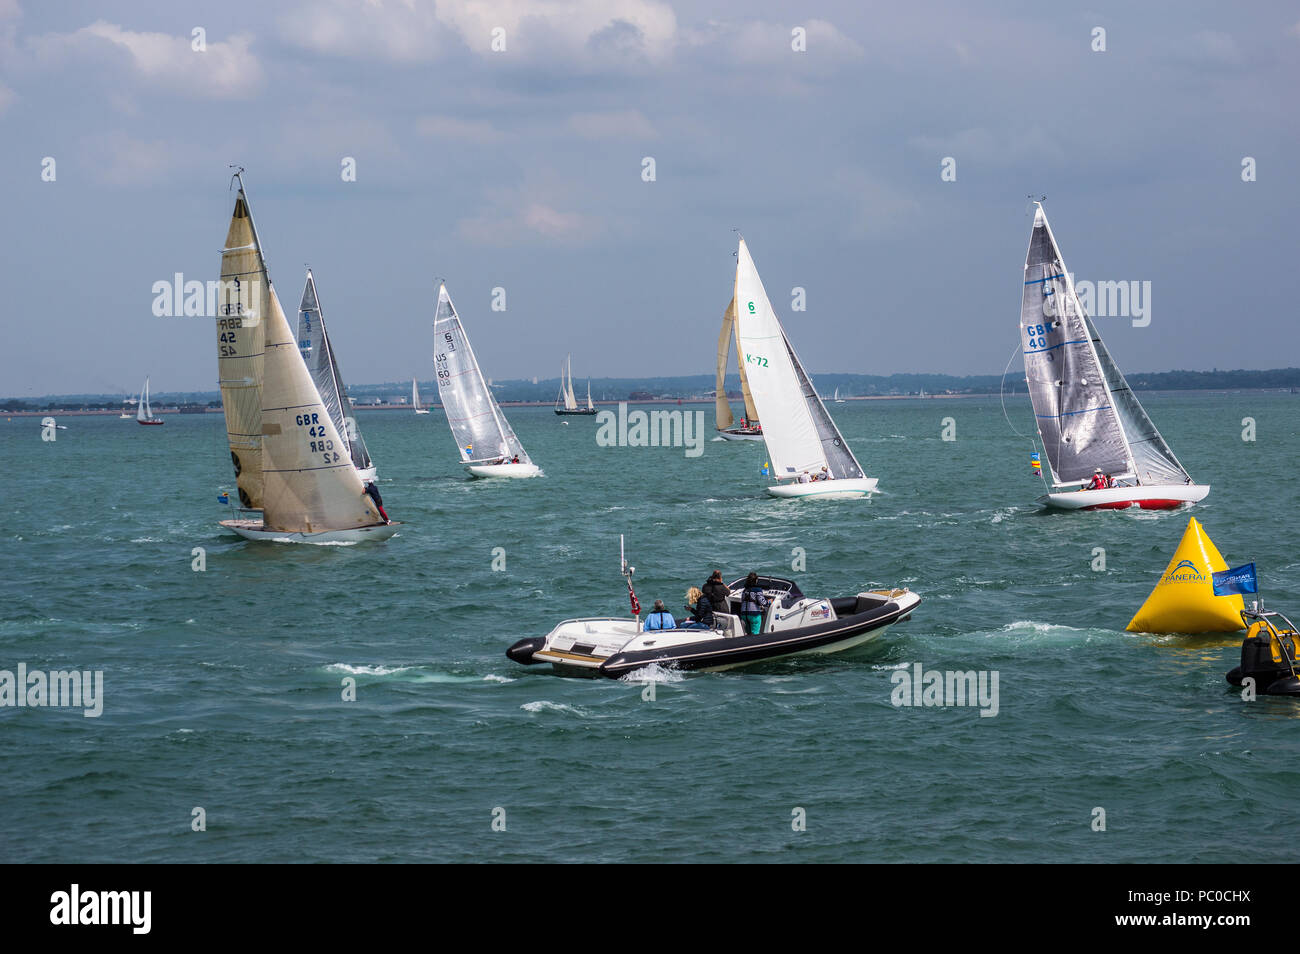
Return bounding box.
[6,368,1297,411]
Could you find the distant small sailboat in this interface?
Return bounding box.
[732,237,876,499]
[217,171,398,543]
[120,395,135,419]
[412,377,430,414]
[136,377,164,425]
[554,354,597,415]
[1020,202,1208,511]
[834,387,846,404]
[297,268,377,482]
[435,283,541,478]
[715,297,764,440]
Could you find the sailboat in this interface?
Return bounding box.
[434,283,541,478]
[834,387,846,404]
[1020,202,1209,511]
[732,238,877,499]
[412,378,430,414]
[297,269,377,482]
[554,354,597,415]
[216,171,398,543]
[136,377,164,425]
[120,394,135,419]
[714,297,763,440]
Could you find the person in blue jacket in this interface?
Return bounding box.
[739,572,769,635]
[644,599,677,631]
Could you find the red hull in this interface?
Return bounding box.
[1081,498,1181,512]
[137,420,165,426]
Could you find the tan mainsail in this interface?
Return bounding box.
[259,285,382,533]
[218,192,268,509]
[714,296,760,431]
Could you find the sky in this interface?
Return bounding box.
[1,0,1297,397]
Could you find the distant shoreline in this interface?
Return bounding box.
[5,388,1293,417]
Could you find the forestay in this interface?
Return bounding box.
[433,285,530,464]
[1021,205,1133,485]
[297,270,373,474]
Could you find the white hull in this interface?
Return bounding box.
[717,429,764,442]
[1039,483,1210,511]
[767,477,878,499]
[414,409,430,414]
[220,519,400,543]
[465,462,542,479]
[355,465,377,483]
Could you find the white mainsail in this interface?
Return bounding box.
[1021,203,1191,487]
[412,378,421,411]
[434,284,532,464]
[218,182,270,510]
[260,282,383,532]
[297,270,373,474]
[731,238,865,480]
[136,377,152,422]
[556,355,579,411]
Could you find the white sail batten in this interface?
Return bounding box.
[434,285,531,464]
[297,271,373,474]
[218,188,268,510]
[732,239,829,478]
[260,285,382,532]
[1021,205,1134,486]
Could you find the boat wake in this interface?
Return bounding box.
[324,663,414,676]
[520,700,586,716]
[617,662,685,684]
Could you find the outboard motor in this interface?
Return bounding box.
[1226,605,1300,697]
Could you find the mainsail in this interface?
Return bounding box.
[557,355,579,411]
[434,285,531,464]
[714,296,760,431]
[136,377,152,422]
[261,283,382,532]
[732,238,863,479]
[218,184,269,510]
[1021,204,1134,485]
[297,270,373,474]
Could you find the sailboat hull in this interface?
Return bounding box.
[554,407,597,416]
[355,465,377,483]
[137,419,165,426]
[465,462,542,479]
[1039,484,1210,511]
[767,477,879,500]
[717,427,764,441]
[220,519,400,543]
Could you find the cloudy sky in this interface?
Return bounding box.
[1,0,1296,397]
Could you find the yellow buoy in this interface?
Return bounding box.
[1126,517,1245,633]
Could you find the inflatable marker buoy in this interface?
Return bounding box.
[1126,517,1246,633]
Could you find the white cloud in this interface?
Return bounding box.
[567,109,656,139]
[27,21,262,99]
[458,185,600,245]
[415,114,508,143]
[284,0,677,64]
[683,17,862,66]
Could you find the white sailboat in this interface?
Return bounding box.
[834,387,846,404]
[412,377,430,414]
[136,377,164,425]
[120,394,136,419]
[434,283,541,478]
[1020,202,1209,511]
[554,354,597,415]
[732,238,877,499]
[297,269,377,482]
[217,172,398,543]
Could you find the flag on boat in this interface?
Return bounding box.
[1213,563,1258,597]
[217,492,229,505]
[760,460,771,477]
[1030,452,1041,474]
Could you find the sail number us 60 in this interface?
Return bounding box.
[294,412,340,464]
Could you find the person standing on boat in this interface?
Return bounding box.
[645,599,676,631]
[739,573,769,635]
[363,481,390,523]
[702,571,731,617]
[683,587,714,629]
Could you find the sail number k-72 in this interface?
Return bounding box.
[744,353,768,367]
[294,412,340,465]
